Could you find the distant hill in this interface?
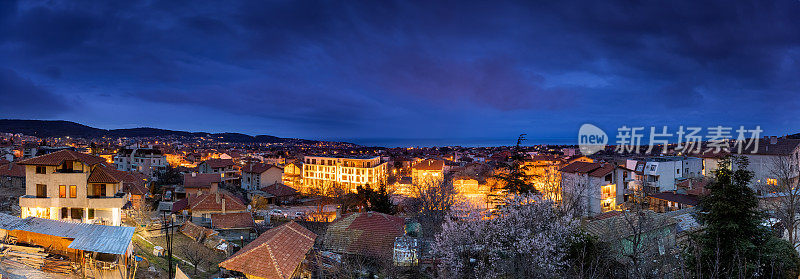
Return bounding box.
[0,119,347,145]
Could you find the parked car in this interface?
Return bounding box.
[292,211,306,220]
[269,209,287,218]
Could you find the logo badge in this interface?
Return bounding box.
[578,124,607,155]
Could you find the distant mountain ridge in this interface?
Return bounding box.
[0,119,342,145]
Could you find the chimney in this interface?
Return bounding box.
[192,172,197,177]
[215,193,220,203]
[222,198,226,213]
[770,136,778,145]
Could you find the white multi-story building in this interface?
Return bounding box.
[626,156,703,193]
[302,155,388,194]
[114,147,166,180]
[560,161,633,217]
[18,150,133,226]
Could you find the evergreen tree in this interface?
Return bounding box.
[493,134,537,195]
[689,156,800,278]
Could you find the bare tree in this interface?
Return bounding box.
[759,155,800,250]
[410,178,459,236]
[178,241,210,275]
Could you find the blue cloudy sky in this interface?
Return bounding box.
[0,0,799,146]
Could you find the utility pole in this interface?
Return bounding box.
[149,212,180,279]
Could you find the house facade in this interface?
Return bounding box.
[240,163,283,191]
[18,150,132,226]
[197,159,238,183]
[560,161,633,217]
[113,147,167,180]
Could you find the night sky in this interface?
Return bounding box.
[1,0,799,146]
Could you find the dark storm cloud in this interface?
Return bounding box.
[0,0,798,140]
[0,68,71,117]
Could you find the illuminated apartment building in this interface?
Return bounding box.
[301,155,387,194]
[18,150,134,226]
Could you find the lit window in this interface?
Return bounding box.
[69,185,77,198]
[59,185,66,198]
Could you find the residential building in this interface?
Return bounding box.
[322,212,405,259]
[0,162,25,189]
[219,221,316,279]
[302,155,388,194]
[560,161,633,217]
[113,147,167,180]
[186,192,247,225]
[17,150,132,226]
[260,183,299,204]
[210,211,255,241]
[648,191,700,213]
[734,137,800,191]
[183,173,221,198]
[411,159,445,186]
[626,156,703,193]
[282,161,303,189]
[240,162,283,191]
[197,158,238,183]
[584,210,678,262]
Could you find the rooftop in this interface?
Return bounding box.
[219,222,316,279]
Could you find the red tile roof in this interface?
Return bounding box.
[560,161,616,177]
[183,173,221,189]
[0,163,24,177]
[413,159,444,171]
[241,162,279,174]
[189,192,247,212]
[219,222,316,279]
[323,212,405,258]
[17,149,106,166]
[180,221,218,241]
[260,183,298,198]
[202,158,235,169]
[123,182,149,196]
[211,212,254,229]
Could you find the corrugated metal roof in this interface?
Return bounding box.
[0,213,23,230]
[6,216,134,255]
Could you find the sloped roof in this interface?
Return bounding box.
[17,149,106,166]
[180,221,218,241]
[241,162,279,174]
[2,215,134,255]
[123,182,149,196]
[202,158,235,169]
[189,192,247,212]
[183,173,221,188]
[211,212,254,229]
[560,161,616,177]
[323,212,405,258]
[219,222,316,279]
[413,159,444,171]
[649,192,700,206]
[0,162,24,177]
[260,183,298,197]
[88,165,148,187]
[739,138,800,156]
[584,210,677,241]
